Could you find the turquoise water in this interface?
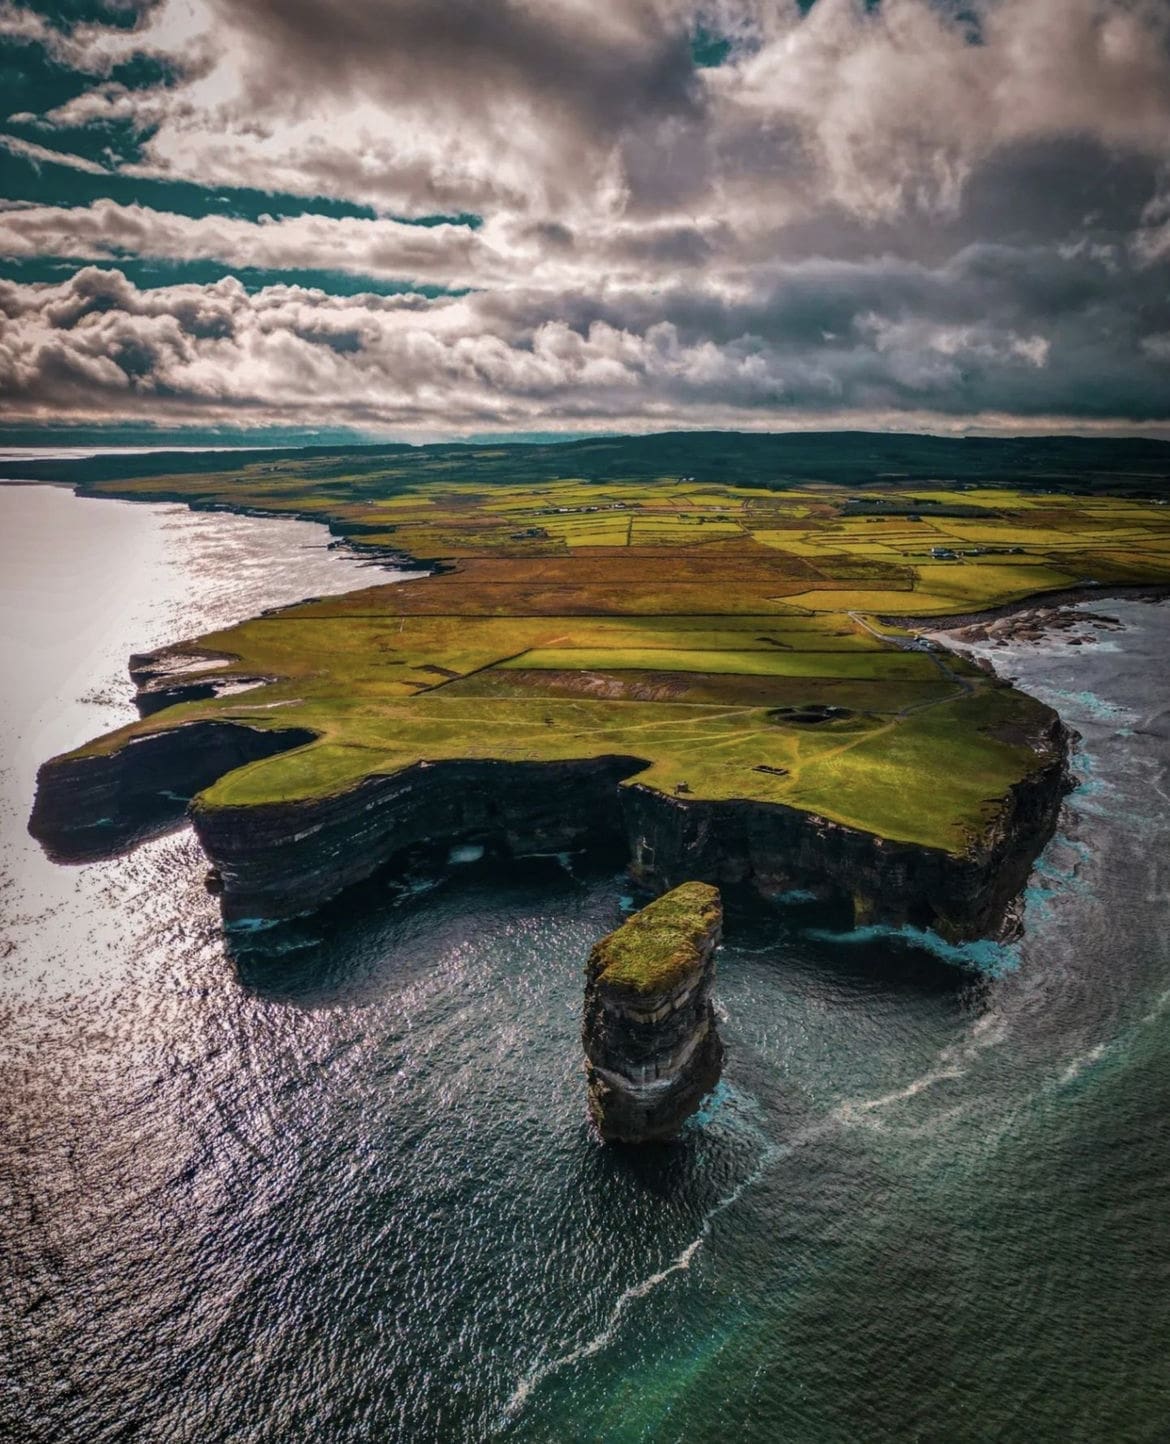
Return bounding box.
[3,486,1169,1442]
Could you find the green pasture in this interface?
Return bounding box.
[499,647,941,679]
[60,464,1170,858]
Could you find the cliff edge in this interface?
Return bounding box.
[29,467,1136,946]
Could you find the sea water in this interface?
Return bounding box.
[2,484,1169,1443]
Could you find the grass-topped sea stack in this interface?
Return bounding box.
[583,883,724,1144]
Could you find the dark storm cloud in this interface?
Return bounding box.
[1,0,1169,431]
[219,0,703,138]
[4,235,1167,428]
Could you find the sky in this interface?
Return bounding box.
[1,0,1169,441]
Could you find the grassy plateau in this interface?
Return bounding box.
[589,882,722,997]
[45,435,1170,859]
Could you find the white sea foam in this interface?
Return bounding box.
[500,1101,787,1426]
[834,1011,1008,1128]
[502,992,1017,1425]
[832,1066,964,1124]
[1058,1042,1107,1086]
[803,921,1019,977]
[501,1010,1010,1425]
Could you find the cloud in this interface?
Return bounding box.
[721,0,1170,220]
[0,0,168,74]
[18,0,1164,224]
[1,0,1169,431]
[0,200,493,284]
[1,253,1166,430]
[0,133,110,176]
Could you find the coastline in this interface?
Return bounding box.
[8,468,1170,1444]
[882,581,1170,634]
[21,473,1101,953]
[29,679,1071,946]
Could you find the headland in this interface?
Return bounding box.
[23,433,1170,945]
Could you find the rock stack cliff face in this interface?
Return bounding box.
[583,883,724,1144]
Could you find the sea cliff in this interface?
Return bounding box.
[28,697,1071,938]
[583,883,724,1143]
[28,720,317,864]
[26,463,1119,950]
[621,707,1071,943]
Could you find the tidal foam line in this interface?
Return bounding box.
[499,1108,785,1427]
[502,1011,1009,1426]
[1058,1042,1108,1086]
[833,1011,1008,1128]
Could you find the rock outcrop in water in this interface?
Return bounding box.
[583,883,724,1143]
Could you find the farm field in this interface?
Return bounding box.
[54,458,1170,857]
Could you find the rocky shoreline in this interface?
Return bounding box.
[886,583,1170,637]
[942,605,1124,654]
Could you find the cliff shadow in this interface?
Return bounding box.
[230,861,990,1013]
[226,846,624,1007]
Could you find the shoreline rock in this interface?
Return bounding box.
[583,883,724,1144]
[881,582,1170,636]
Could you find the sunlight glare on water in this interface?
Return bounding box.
[3,486,1170,1443]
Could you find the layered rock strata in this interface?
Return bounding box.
[28,709,1070,938]
[29,731,646,915]
[190,753,645,923]
[583,883,724,1143]
[28,721,316,863]
[620,710,1071,944]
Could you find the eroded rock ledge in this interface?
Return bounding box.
[583,883,724,1143]
[28,706,1072,940]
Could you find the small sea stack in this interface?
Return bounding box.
[583,882,724,1144]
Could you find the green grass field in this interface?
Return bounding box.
[48,459,1170,858]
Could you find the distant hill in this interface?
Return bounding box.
[3,430,1169,495]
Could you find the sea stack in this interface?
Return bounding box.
[583,882,724,1143]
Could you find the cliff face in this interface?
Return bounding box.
[621,714,1072,944]
[191,754,647,923]
[28,707,1071,940]
[28,722,316,863]
[583,883,724,1143]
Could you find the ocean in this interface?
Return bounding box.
[2,483,1168,1443]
